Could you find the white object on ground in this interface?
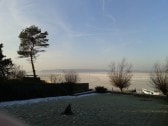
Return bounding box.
[141,88,160,95]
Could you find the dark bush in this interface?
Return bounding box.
[95,86,107,93]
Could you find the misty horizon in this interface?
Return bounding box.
[39,68,152,73]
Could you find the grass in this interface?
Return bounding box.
[0,94,168,126]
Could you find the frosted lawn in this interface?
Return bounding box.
[0,94,168,126]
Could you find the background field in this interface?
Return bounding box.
[0,94,168,126]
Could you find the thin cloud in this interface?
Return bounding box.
[68,32,94,37]
[85,23,117,33]
[101,39,144,55]
[105,14,117,25]
[6,0,76,38]
[7,0,32,27]
[102,0,106,12]
[4,0,112,41]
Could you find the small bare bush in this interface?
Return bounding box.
[150,61,168,95]
[109,59,132,92]
[10,65,26,79]
[49,74,64,83]
[64,71,80,83]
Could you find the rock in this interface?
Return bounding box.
[61,104,74,115]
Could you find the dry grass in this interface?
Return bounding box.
[0,94,168,126]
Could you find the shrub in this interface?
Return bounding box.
[95,86,107,93]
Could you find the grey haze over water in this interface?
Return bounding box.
[39,69,153,92]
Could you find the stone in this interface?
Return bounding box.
[61,104,74,115]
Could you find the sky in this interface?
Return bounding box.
[1,0,168,73]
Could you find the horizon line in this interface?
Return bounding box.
[39,68,152,73]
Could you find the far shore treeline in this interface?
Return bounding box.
[0,25,168,102]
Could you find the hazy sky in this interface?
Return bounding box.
[1,0,168,72]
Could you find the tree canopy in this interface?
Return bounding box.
[18,25,49,78]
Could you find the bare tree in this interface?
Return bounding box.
[150,60,168,95]
[109,59,132,92]
[64,71,80,83]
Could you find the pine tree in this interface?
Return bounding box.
[18,25,49,78]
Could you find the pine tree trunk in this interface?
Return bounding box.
[30,55,36,78]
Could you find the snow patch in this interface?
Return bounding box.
[0,93,97,107]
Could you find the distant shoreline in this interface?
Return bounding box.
[39,69,152,73]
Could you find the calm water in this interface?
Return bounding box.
[79,72,153,91]
[39,71,154,91]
